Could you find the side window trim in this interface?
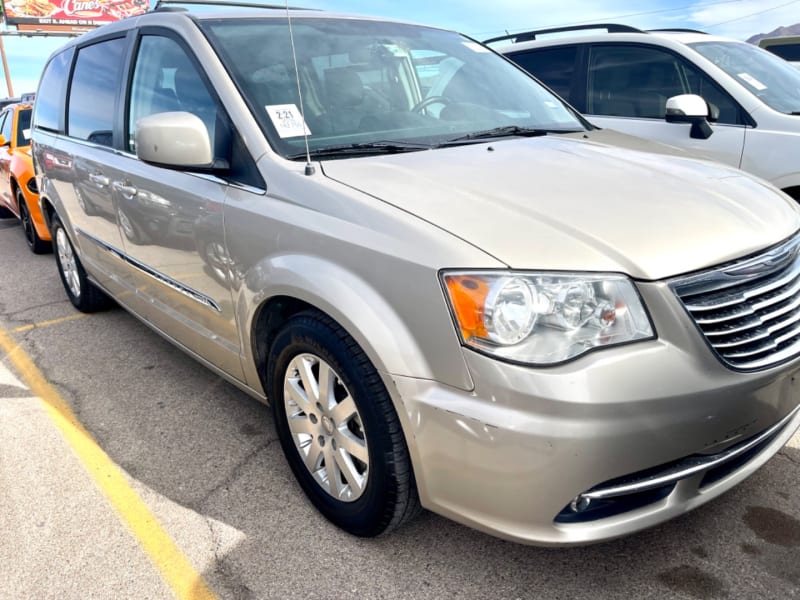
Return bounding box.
[585,42,751,126]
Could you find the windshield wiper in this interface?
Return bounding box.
[287,140,432,160]
[443,126,574,144]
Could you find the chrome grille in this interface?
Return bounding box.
[671,234,800,371]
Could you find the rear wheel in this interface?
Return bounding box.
[52,213,112,312]
[268,311,420,537]
[18,189,51,254]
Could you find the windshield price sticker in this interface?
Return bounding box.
[736,73,767,91]
[462,41,490,53]
[265,104,312,138]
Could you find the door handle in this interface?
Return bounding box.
[112,181,138,198]
[88,173,109,188]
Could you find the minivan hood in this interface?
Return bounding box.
[321,132,800,280]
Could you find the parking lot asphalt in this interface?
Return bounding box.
[1,216,799,600]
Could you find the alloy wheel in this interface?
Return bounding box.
[283,353,369,502]
[56,227,81,299]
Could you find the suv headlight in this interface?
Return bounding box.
[442,271,654,365]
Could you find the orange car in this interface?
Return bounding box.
[0,102,51,253]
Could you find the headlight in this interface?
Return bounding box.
[442,271,654,365]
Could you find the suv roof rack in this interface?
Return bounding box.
[483,23,643,45]
[153,0,314,11]
[648,28,708,34]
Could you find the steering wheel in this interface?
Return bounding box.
[411,95,451,113]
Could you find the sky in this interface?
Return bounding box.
[2,0,799,96]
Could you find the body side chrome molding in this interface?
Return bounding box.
[75,227,223,313]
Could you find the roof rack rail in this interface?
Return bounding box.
[648,28,708,34]
[153,0,314,11]
[483,23,642,45]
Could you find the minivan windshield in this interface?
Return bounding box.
[201,17,586,158]
[690,40,800,114]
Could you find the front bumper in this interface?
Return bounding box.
[391,282,800,545]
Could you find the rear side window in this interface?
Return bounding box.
[67,38,127,147]
[34,49,73,133]
[507,46,579,104]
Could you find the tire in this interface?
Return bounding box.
[267,311,420,537]
[52,213,113,313]
[18,189,51,255]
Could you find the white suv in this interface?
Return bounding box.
[493,24,800,200]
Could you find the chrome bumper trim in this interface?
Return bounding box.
[582,403,800,501]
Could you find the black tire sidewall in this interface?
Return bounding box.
[18,191,47,254]
[52,214,84,307]
[18,195,33,248]
[268,314,402,537]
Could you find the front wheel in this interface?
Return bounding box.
[52,213,112,313]
[18,189,51,254]
[267,311,420,537]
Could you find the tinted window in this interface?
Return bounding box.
[34,49,73,133]
[68,38,126,147]
[587,44,742,124]
[508,47,579,103]
[16,109,32,147]
[1,109,12,143]
[766,44,800,61]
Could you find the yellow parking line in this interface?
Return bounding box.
[13,313,88,333]
[0,325,217,600]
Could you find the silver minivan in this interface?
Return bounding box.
[33,8,800,545]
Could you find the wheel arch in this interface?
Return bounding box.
[249,288,435,512]
[244,253,472,394]
[40,195,57,230]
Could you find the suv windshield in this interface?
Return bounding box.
[690,40,800,114]
[200,17,585,158]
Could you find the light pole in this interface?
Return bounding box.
[0,34,13,97]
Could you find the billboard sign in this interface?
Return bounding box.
[2,0,149,28]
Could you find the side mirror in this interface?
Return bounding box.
[0,135,7,147]
[665,94,713,140]
[135,111,223,171]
